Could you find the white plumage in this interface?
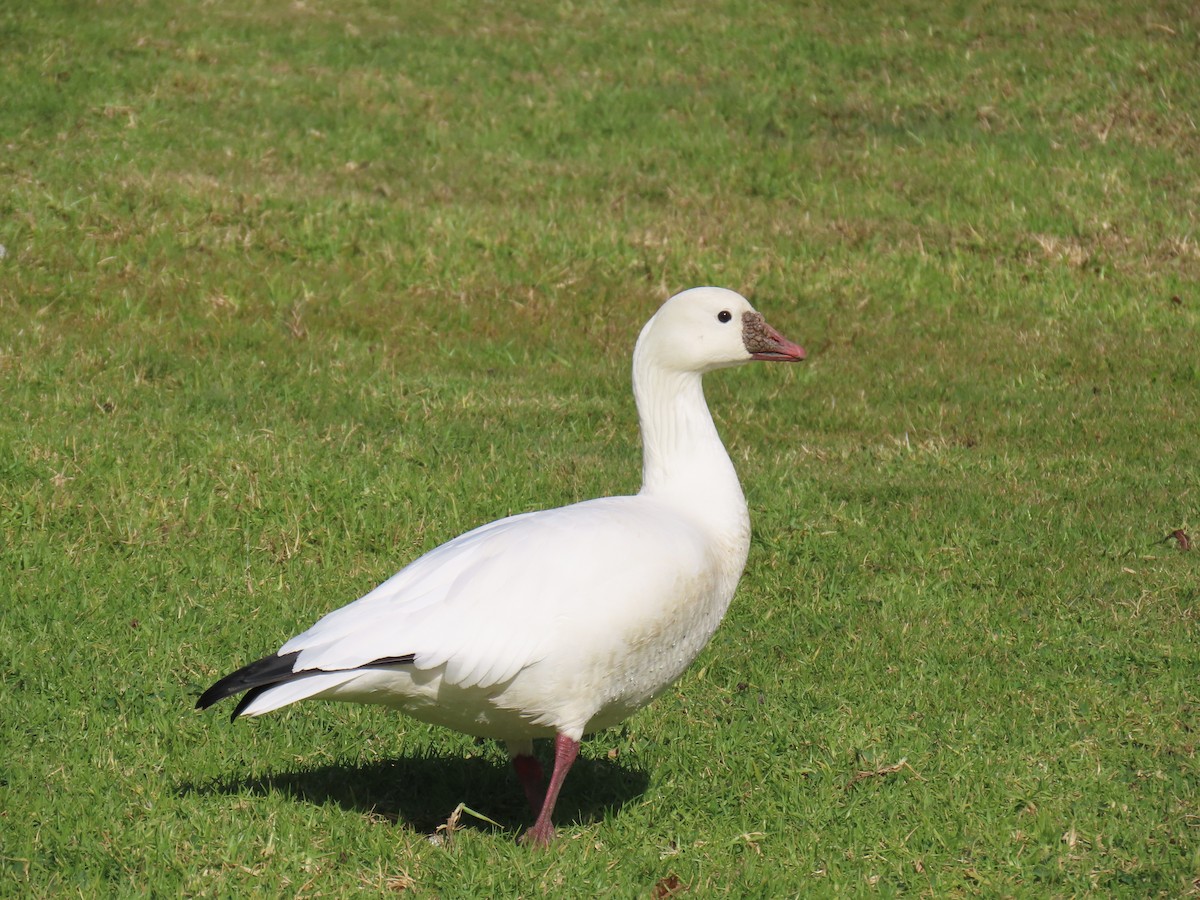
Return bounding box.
[198,286,806,845]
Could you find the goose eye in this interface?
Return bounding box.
[717,310,732,323]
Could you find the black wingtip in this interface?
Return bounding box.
[195,651,418,719]
[196,650,303,715]
[229,684,271,722]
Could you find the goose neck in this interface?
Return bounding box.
[633,360,745,512]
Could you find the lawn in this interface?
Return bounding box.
[2,0,1198,894]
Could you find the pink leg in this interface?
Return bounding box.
[511,753,544,814]
[520,733,579,847]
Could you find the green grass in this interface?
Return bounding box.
[3,0,1198,894]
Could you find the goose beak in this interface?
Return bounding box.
[743,312,807,362]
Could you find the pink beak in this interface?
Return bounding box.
[750,320,807,362]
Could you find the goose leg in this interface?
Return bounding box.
[511,753,545,814]
[520,733,579,847]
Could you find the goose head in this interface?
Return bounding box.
[635,286,807,374]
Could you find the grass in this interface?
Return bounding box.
[2,0,1198,894]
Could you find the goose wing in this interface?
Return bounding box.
[275,495,712,691]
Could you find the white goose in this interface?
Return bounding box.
[197,286,806,845]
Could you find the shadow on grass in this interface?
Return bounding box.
[177,749,650,838]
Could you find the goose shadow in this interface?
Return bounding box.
[178,747,650,837]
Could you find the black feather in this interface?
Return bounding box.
[196,650,417,722]
[195,651,303,712]
[230,682,277,722]
[359,654,417,667]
